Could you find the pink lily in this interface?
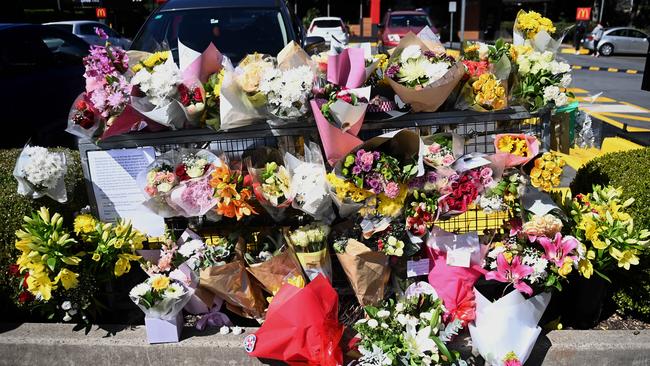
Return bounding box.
[485,253,534,296]
[538,233,578,268]
[508,218,522,237]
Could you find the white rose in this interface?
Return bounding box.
[61,301,72,311]
[356,318,368,325]
[395,303,405,313]
[368,319,379,328]
[381,323,389,329]
[554,92,568,106]
[542,51,554,62]
[560,74,572,88]
[478,42,489,60]
[377,310,390,318]
[400,45,422,63]
[517,57,531,74]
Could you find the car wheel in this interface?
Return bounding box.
[599,43,614,56]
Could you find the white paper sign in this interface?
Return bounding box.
[87,147,165,237]
[428,228,482,267]
[452,153,491,173]
[446,248,471,268]
[407,259,430,278]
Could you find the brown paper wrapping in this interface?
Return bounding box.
[246,250,305,294]
[336,239,390,307]
[198,260,267,318]
[386,32,464,112]
[277,41,313,71]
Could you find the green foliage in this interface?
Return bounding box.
[302,7,321,28]
[570,147,650,321]
[0,148,88,318]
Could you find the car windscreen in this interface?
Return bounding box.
[389,15,432,28]
[313,20,343,28]
[46,24,73,33]
[130,7,289,63]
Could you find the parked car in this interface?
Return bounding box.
[44,20,131,49]
[378,10,438,51]
[0,24,88,148]
[130,0,324,64]
[307,16,348,45]
[582,27,649,56]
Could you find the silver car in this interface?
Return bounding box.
[44,20,131,49]
[582,27,649,56]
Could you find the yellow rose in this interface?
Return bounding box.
[151,275,170,291]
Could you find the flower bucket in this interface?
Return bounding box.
[144,311,183,344]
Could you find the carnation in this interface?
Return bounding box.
[21,146,66,190]
[129,283,151,298]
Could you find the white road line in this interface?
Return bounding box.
[581,104,649,114]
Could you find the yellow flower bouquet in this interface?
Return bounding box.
[494,133,540,167]
[514,10,556,40]
[456,72,507,112]
[530,152,565,192]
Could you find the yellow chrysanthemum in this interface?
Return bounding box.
[151,275,170,291]
[74,214,97,235]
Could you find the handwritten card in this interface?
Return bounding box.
[407,259,430,278]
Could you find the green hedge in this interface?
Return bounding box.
[571,147,650,320]
[0,148,88,316]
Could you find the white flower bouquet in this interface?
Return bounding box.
[511,49,572,112]
[13,145,67,203]
[285,222,332,281]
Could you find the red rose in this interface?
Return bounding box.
[377,239,384,251]
[175,164,190,181]
[18,291,33,303]
[76,99,87,111]
[8,264,19,276]
[243,173,253,188]
[193,87,203,102]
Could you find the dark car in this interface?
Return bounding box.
[0,24,88,148]
[130,0,323,64]
[378,10,438,51]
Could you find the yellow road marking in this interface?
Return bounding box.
[598,112,650,122]
[588,112,650,132]
[620,101,650,113]
[589,66,600,71]
[626,70,638,74]
[572,65,583,69]
[607,67,619,72]
[560,48,590,55]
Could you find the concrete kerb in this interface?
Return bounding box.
[2,323,650,365]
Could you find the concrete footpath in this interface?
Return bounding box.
[1,323,649,365]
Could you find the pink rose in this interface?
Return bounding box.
[442,154,455,166]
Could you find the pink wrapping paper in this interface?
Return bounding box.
[182,43,223,84]
[327,48,366,89]
[493,134,540,168]
[426,248,486,326]
[311,99,363,166]
[100,105,168,140]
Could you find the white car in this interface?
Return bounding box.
[307,17,348,45]
[44,20,131,49]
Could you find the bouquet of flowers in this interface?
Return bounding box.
[354,282,464,366]
[385,33,464,112]
[129,274,192,343]
[209,163,258,221]
[198,233,267,318]
[78,27,130,132]
[530,152,565,192]
[456,72,507,112]
[201,70,225,130]
[243,230,305,295]
[67,94,100,138]
[165,150,221,217]
[13,145,67,202]
[259,64,313,122]
[176,82,205,123]
[284,142,336,223]
[405,189,440,238]
[219,54,274,129]
[567,185,650,280]
[513,10,562,53]
[439,165,495,217]
[312,85,370,165]
[245,148,293,221]
[285,222,332,281]
[511,48,572,112]
[479,171,527,214]
[421,133,464,169]
[326,173,374,218]
[130,51,186,129]
[494,134,540,168]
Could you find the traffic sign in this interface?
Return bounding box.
[449,1,457,13]
[95,7,107,19]
[576,7,591,21]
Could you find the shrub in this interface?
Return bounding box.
[570,147,650,320]
[0,148,88,319]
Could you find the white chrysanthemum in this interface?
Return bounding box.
[260,65,313,117]
[165,282,185,299]
[400,45,422,63]
[131,59,182,107]
[543,85,561,104]
[22,146,65,190]
[129,283,151,298]
[178,239,205,258]
[560,74,572,88]
[554,92,568,106]
[424,62,449,84]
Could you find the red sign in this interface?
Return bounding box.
[96,7,107,19]
[576,7,591,21]
[370,0,381,24]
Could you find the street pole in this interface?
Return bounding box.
[328,0,331,16]
[460,0,466,44]
[450,12,454,46]
[360,1,363,37]
[599,0,605,22]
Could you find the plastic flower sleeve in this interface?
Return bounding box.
[494,134,540,168]
[130,95,187,130]
[469,288,552,365]
[13,144,68,203]
[166,149,222,217]
[421,132,465,168]
[130,281,194,321]
[455,74,508,112]
[136,150,181,218]
[283,142,335,223]
[245,147,294,222]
